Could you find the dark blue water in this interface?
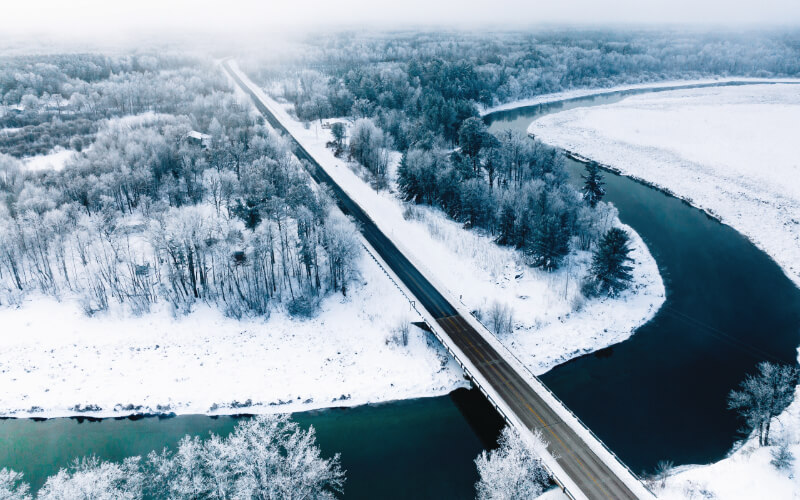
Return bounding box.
[486,86,800,474]
[0,388,503,498]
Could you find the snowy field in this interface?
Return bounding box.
[244,70,665,377]
[529,83,800,287]
[21,147,75,172]
[0,250,467,418]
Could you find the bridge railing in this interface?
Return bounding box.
[225,60,652,498]
[459,298,654,493]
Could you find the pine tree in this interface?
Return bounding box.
[529,214,570,271]
[496,202,517,246]
[587,228,634,296]
[582,162,605,208]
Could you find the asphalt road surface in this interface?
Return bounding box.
[223,60,643,500]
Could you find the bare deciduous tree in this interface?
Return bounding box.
[728,361,799,446]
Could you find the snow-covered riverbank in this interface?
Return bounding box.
[524,83,800,498]
[0,250,467,419]
[480,77,800,116]
[659,349,800,499]
[247,73,665,377]
[528,83,800,288]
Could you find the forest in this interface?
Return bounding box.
[0,52,362,318]
[246,31,788,280]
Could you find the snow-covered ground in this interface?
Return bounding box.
[659,350,800,500]
[21,147,75,172]
[529,83,800,287]
[0,250,467,419]
[249,75,665,376]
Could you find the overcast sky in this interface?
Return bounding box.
[3,0,800,40]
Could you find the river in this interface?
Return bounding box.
[485,85,800,473]
[0,388,502,498]
[3,83,799,496]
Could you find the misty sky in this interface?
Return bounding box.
[3,0,800,39]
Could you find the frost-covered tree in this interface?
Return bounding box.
[458,117,487,175]
[0,468,31,500]
[330,122,346,150]
[728,362,799,446]
[223,415,345,499]
[36,456,143,500]
[349,118,391,187]
[322,210,362,296]
[581,163,605,208]
[584,228,634,297]
[146,415,345,500]
[475,427,550,500]
[1,415,344,499]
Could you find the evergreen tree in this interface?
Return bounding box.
[458,117,487,175]
[496,201,517,246]
[586,228,634,296]
[581,162,605,208]
[529,214,570,271]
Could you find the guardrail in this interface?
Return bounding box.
[462,301,653,493]
[223,59,651,499]
[359,243,579,499]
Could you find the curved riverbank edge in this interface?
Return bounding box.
[490,83,800,496]
[0,385,471,422]
[523,82,800,289]
[480,77,800,116]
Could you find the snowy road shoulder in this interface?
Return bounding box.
[241,68,665,377]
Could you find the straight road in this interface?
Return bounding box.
[223,60,645,500]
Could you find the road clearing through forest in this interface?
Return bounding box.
[223,59,652,500]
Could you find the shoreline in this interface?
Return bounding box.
[480,77,800,116]
[0,386,470,422]
[524,83,800,289]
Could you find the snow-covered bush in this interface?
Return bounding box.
[770,440,795,472]
[147,414,344,499]
[475,426,550,500]
[386,316,412,347]
[37,456,143,500]
[0,468,31,500]
[486,301,515,337]
[1,415,344,499]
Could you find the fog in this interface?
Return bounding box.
[3,0,800,43]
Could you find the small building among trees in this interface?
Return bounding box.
[184,130,212,148]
